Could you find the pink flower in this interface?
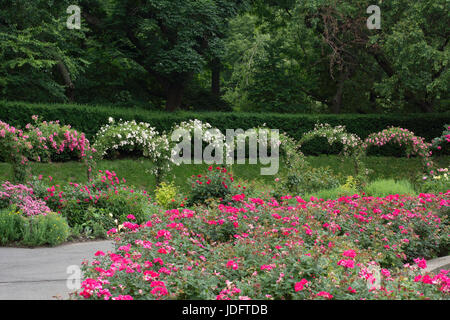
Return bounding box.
[316,291,333,299]
[414,257,427,269]
[381,269,391,278]
[112,295,133,300]
[226,260,239,270]
[232,194,245,202]
[294,279,308,292]
[342,250,356,258]
[158,248,168,254]
[337,259,355,269]
[127,214,136,220]
[260,264,275,271]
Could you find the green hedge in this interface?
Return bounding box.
[1,100,449,156]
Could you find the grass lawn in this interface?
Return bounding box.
[0,155,448,194]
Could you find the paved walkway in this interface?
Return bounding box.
[0,240,114,300]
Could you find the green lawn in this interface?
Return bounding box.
[0,155,448,195]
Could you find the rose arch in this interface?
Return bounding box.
[362,127,433,174]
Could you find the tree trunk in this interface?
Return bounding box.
[211,58,221,97]
[56,61,75,102]
[165,81,184,111]
[417,100,434,113]
[331,71,346,114]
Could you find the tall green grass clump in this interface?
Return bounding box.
[0,209,70,247]
[305,186,358,200]
[364,179,416,197]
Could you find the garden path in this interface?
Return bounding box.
[0,240,114,300]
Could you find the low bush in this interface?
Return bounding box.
[364,179,417,197]
[420,167,450,194]
[154,182,183,209]
[305,186,358,201]
[273,166,342,199]
[0,208,69,246]
[187,166,244,205]
[0,181,51,216]
[0,208,23,244]
[79,207,117,239]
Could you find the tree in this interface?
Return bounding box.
[0,0,88,102]
[370,0,449,112]
[227,0,448,113]
[82,0,243,111]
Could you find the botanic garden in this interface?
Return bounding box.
[0,0,449,302]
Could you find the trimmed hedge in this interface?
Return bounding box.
[1,100,449,156]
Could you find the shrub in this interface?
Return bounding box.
[364,179,417,197]
[93,118,160,159]
[0,116,95,182]
[21,212,70,246]
[80,207,117,239]
[0,120,36,181]
[0,208,69,246]
[363,127,433,174]
[154,182,181,209]
[24,115,94,163]
[431,124,450,156]
[305,186,358,201]
[0,181,51,216]
[187,166,244,205]
[93,118,172,183]
[274,166,341,198]
[0,208,23,244]
[420,167,450,194]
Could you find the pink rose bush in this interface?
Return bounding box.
[25,115,94,163]
[0,181,51,216]
[30,170,154,228]
[0,120,35,181]
[431,124,449,155]
[0,116,95,182]
[73,191,449,300]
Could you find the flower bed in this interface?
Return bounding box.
[74,192,450,300]
[0,181,70,246]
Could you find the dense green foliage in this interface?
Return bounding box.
[0,1,447,112]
